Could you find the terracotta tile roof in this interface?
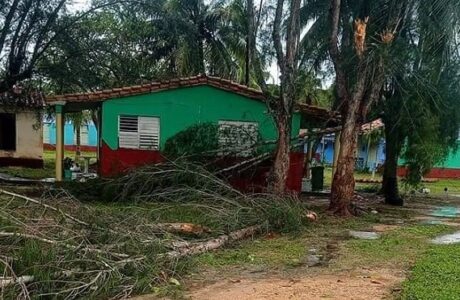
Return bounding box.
[296,103,341,122]
[0,87,45,108]
[361,118,384,134]
[45,74,266,104]
[45,74,337,121]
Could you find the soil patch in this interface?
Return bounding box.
[186,269,403,300]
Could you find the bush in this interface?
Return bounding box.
[163,123,219,159]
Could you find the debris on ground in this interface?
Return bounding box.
[431,231,460,245]
[0,161,316,299]
[349,230,380,240]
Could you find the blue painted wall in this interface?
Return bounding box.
[44,122,97,146]
[307,133,385,170]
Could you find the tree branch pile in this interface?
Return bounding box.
[0,161,313,298]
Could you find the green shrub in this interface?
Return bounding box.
[163,123,219,159]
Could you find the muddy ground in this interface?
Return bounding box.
[133,194,460,300]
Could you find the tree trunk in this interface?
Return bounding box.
[245,0,254,86]
[270,114,292,194]
[75,125,81,162]
[382,120,403,206]
[198,39,205,74]
[329,96,361,216]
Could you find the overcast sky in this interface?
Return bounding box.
[68,0,90,13]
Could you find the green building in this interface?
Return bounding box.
[46,75,334,190]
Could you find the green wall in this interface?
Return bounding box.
[101,85,301,150]
[434,141,460,168]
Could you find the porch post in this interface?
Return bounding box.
[55,103,65,181]
[332,131,341,177]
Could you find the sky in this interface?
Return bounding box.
[68,0,90,13]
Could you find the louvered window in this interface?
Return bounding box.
[218,120,258,156]
[73,125,89,145]
[119,116,160,150]
[43,124,50,144]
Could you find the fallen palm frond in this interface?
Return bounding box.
[0,161,313,299]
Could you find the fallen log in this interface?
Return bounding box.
[152,223,212,235]
[164,223,267,259]
[0,276,34,288]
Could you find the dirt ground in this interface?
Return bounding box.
[186,269,403,300]
[133,194,460,300]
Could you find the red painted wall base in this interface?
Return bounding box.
[397,167,460,179]
[100,142,304,193]
[44,144,97,152]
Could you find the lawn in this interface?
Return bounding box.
[189,196,460,300]
[0,150,96,179]
[401,244,460,300]
[322,166,460,195]
[2,173,460,299]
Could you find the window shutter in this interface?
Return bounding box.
[119,116,160,150]
[139,117,160,150]
[81,125,89,145]
[43,124,50,144]
[119,116,140,149]
[73,125,89,145]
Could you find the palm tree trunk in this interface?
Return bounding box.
[245,0,254,85]
[75,125,81,162]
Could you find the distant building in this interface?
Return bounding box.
[0,89,44,168]
[43,121,97,152]
[312,119,385,171]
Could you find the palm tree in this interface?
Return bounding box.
[66,111,92,162]
[380,0,460,205]
[295,0,460,214]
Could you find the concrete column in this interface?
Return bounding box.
[332,131,341,177]
[55,104,65,181]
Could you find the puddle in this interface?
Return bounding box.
[431,232,460,245]
[349,230,380,240]
[420,220,444,225]
[430,206,460,218]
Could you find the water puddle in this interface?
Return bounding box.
[431,232,460,245]
[430,206,460,218]
[349,230,380,240]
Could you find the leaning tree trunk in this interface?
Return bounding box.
[245,0,254,86]
[270,113,292,194]
[75,125,81,162]
[329,98,361,216]
[382,120,403,206]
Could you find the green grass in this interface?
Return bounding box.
[323,166,460,195]
[401,244,460,300]
[0,150,96,179]
[417,179,460,194]
[339,224,454,270]
[194,234,308,268]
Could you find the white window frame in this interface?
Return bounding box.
[118,115,160,150]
